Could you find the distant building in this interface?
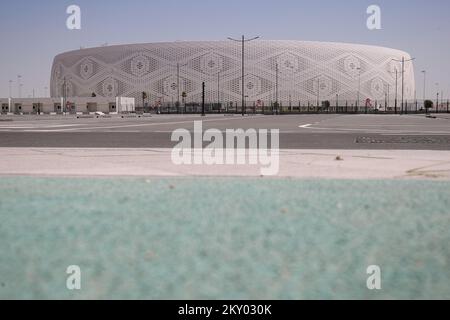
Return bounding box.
[0,97,134,115]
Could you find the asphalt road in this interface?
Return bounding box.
[1,114,450,149]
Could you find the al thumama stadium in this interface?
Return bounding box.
[50,40,415,107]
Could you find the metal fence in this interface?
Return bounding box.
[145,99,450,115]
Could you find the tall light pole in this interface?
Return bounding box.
[8,80,13,113]
[63,77,67,115]
[317,78,320,109]
[217,71,221,113]
[276,63,279,114]
[392,57,415,114]
[387,84,390,111]
[176,62,189,109]
[202,82,206,117]
[9,80,13,98]
[436,83,439,114]
[357,67,362,109]
[394,69,398,114]
[421,70,426,104]
[17,75,22,98]
[388,69,399,114]
[336,93,339,111]
[228,35,260,116]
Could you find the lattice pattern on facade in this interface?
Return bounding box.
[51,41,415,105]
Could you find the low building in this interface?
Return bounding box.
[0,97,135,115]
[0,98,10,114]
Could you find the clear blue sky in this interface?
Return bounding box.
[0,0,449,99]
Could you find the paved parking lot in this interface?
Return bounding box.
[0,114,450,149]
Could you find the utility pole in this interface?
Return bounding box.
[392,57,415,114]
[387,84,390,112]
[336,94,339,112]
[436,83,439,114]
[9,80,13,98]
[402,57,405,114]
[276,63,279,114]
[17,75,22,98]
[436,92,439,114]
[63,77,67,115]
[202,82,206,117]
[356,67,362,111]
[394,69,398,114]
[388,69,399,114]
[142,91,147,113]
[228,35,260,116]
[176,62,188,110]
[217,71,220,113]
[317,78,320,110]
[8,80,13,113]
[177,63,180,108]
[421,71,426,104]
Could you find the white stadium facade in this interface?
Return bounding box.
[50,40,416,110]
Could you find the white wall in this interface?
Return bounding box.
[0,97,133,114]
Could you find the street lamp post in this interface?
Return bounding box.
[276,63,279,114]
[9,80,13,98]
[177,63,180,107]
[317,78,320,110]
[421,71,426,102]
[336,94,339,113]
[435,82,439,113]
[217,71,220,113]
[437,93,439,114]
[8,80,13,113]
[387,84,390,112]
[202,82,206,117]
[392,57,415,114]
[421,70,426,114]
[63,76,67,115]
[436,83,439,114]
[357,67,362,111]
[228,35,260,116]
[394,69,398,114]
[176,62,189,112]
[388,69,399,114]
[17,75,22,98]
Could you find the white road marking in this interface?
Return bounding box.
[25,115,268,132]
[0,124,87,130]
[298,124,450,135]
